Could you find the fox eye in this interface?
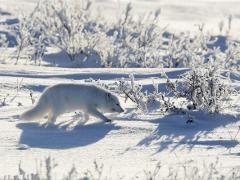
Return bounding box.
[116,103,119,106]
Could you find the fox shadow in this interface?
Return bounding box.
[17,122,120,149]
[137,111,240,152]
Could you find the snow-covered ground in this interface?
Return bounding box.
[0,0,240,179]
[1,0,240,39]
[0,64,240,178]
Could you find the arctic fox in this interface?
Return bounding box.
[20,83,124,125]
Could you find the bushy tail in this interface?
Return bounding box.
[20,100,48,121]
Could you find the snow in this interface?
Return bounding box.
[0,0,240,179]
[0,64,240,178]
[1,0,240,39]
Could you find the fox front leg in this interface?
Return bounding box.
[78,112,89,125]
[89,108,112,123]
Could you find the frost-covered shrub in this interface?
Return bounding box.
[34,0,106,65]
[3,157,240,180]
[12,9,47,65]
[0,34,9,63]
[87,28,117,67]
[29,27,47,66]
[0,93,9,107]
[160,23,240,70]
[143,79,180,113]
[144,93,161,113]
[162,25,217,68]
[35,0,89,62]
[108,75,159,113]
[108,4,164,67]
[170,64,234,113]
[12,14,34,64]
[6,0,240,69]
[113,74,148,112]
[223,40,240,70]
[198,36,240,71]
[86,67,235,115]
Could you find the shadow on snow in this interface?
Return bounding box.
[1,68,188,94]
[0,69,189,81]
[17,122,120,149]
[137,111,239,152]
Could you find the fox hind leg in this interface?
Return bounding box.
[48,113,57,124]
[76,112,89,126]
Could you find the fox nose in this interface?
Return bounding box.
[120,107,124,113]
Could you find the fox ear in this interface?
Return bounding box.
[105,93,111,102]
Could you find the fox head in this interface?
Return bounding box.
[104,92,124,113]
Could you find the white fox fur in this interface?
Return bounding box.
[20,83,124,125]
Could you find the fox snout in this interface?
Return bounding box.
[119,107,124,113]
[112,106,124,113]
[117,106,124,113]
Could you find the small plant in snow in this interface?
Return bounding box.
[0,93,9,107]
[3,156,58,180]
[173,63,234,113]
[29,91,35,105]
[163,24,215,68]
[82,161,105,180]
[12,13,35,64]
[224,40,240,70]
[65,166,78,180]
[119,74,184,114]
[11,3,48,65]
[0,34,9,63]
[116,74,148,112]
[9,78,24,104]
[3,158,240,180]
[35,0,103,64]
[31,32,46,66]
[110,4,164,67]
[144,162,161,180]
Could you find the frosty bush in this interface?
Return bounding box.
[167,63,234,113]
[34,0,108,65]
[116,74,149,112]
[161,21,240,69]
[86,66,235,115]
[109,3,164,67]
[223,40,240,70]
[37,0,89,62]
[0,93,9,107]
[12,14,35,64]
[7,0,166,67]
[3,157,240,180]
[141,78,179,114]
[11,7,47,65]
[4,0,240,68]
[163,24,217,68]
[118,67,236,115]
[0,34,9,63]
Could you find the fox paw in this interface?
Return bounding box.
[105,119,112,123]
[40,122,56,128]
